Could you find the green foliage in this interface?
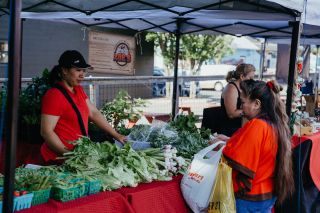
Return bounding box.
[289,111,297,135]
[146,33,233,74]
[181,35,233,73]
[19,68,51,125]
[170,113,211,139]
[146,33,176,74]
[0,85,6,111]
[100,90,147,130]
[117,125,132,136]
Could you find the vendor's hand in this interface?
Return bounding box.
[208,134,230,145]
[115,134,128,144]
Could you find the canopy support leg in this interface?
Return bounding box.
[3,1,22,212]
[171,19,182,119]
[286,19,301,117]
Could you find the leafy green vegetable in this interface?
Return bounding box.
[60,137,187,190]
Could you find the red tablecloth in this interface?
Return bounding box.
[292,132,320,191]
[17,191,134,213]
[13,176,188,213]
[115,175,189,213]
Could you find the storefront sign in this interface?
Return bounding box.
[89,31,135,75]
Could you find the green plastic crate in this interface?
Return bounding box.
[87,180,102,195]
[79,182,89,197]
[51,185,82,202]
[31,188,51,206]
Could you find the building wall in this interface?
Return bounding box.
[0,16,153,78]
[222,49,261,71]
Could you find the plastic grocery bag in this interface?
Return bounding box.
[208,157,236,213]
[180,141,225,213]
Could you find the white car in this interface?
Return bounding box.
[198,64,236,91]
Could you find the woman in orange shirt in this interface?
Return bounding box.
[211,79,294,212]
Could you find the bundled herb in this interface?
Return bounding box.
[15,168,53,191]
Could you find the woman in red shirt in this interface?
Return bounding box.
[212,79,294,212]
[40,50,127,164]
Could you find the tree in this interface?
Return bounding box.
[146,33,233,74]
[181,34,233,74]
[146,33,176,75]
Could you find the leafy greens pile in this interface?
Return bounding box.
[60,137,188,190]
[128,114,212,159]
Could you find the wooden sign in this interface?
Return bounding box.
[89,31,135,75]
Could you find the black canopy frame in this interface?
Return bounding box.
[1,1,303,212]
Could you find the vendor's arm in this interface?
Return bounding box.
[40,114,69,155]
[86,99,127,143]
[223,85,243,118]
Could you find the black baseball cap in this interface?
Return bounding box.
[58,50,92,69]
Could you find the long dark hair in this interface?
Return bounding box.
[225,63,255,82]
[240,79,294,204]
[49,65,63,86]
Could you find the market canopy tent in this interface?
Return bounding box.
[268,24,320,45]
[0,0,304,116]
[267,0,320,44]
[0,0,303,37]
[0,1,303,211]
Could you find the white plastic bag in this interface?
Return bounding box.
[180,141,225,213]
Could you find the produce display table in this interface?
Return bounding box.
[16,191,135,213]
[292,132,320,190]
[115,175,189,213]
[15,176,189,213]
[277,132,320,212]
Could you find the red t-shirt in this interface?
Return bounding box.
[40,83,89,162]
[223,118,278,201]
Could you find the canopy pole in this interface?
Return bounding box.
[171,19,182,119]
[3,1,22,213]
[286,18,301,117]
[316,45,320,93]
[259,38,266,80]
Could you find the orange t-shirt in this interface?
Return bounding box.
[223,118,277,201]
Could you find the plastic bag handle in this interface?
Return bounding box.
[196,141,226,159]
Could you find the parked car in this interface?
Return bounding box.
[152,67,166,96]
[198,64,236,91]
[152,67,200,97]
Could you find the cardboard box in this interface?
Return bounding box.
[294,124,313,136]
[304,95,315,116]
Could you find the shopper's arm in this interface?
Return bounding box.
[40,114,69,155]
[86,99,127,143]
